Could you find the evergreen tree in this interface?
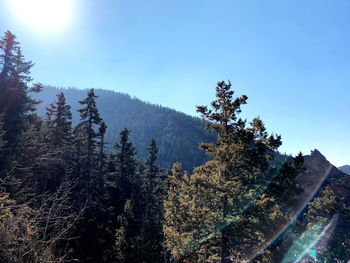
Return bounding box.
[99,128,140,262]
[76,88,102,179]
[163,163,191,260]
[141,139,166,262]
[322,204,350,262]
[9,115,46,201]
[73,88,105,204]
[143,138,159,220]
[114,199,140,262]
[26,92,74,194]
[114,128,137,200]
[265,152,304,208]
[45,92,73,148]
[305,185,337,226]
[268,185,339,263]
[164,81,297,263]
[0,31,41,158]
[72,88,105,262]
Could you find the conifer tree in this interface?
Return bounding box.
[72,89,105,261]
[305,185,337,226]
[0,31,41,157]
[164,81,296,263]
[76,88,102,178]
[114,199,141,262]
[141,139,166,262]
[265,152,304,207]
[0,31,80,262]
[114,128,137,200]
[269,185,339,263]
[73,88,104,204]
[143,138,159,220]
[0,31,42,193]
[322,204,350,261]
[100,128,139,262]
[45,92,73,148]
[163,163,191,260]
[25,92,74,194]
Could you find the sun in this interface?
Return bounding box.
[10,0,73,32]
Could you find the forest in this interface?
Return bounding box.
[0,31,349,263]
[33,86,215,173]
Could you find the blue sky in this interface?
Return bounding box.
[1,0,349,166]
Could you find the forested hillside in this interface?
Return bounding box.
[33,86,215,172]
[1,31,349,263]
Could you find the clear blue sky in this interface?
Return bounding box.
[1,0,349,166]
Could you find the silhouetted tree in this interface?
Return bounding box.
[0,31,41,158]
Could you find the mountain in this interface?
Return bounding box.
[339,165,350,175]
[33,86,215,172]
[299,149,350,204]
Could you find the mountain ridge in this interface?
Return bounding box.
[33,86,216,172]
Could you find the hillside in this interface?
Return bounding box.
[33,86,215,172]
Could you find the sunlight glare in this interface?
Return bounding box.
[11,0,73,32]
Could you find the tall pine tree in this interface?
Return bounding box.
[0,31,41,158]
[76,88,102,179]
[164,81,302,262]
[141,139,167,262]
[114,128,137,200]
[72,88,105,262]
[112,128,143,262]
[45,92,73,148]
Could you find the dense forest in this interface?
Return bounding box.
[33,86,215,173]
[0,31,349,262]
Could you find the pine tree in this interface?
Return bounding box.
[322,204,350,262]
[76,88,102,178]
[305,185,337,226]
[25,92,74,194]
[141,139,166,262]
[265,152,304,208]
[113,128,137,200]
[0,31,41,157]
[114,199,140,262]
[99,128,140,262]
[45,92,73,148]
[163,163,193,261]
[164,81,292,262]
[73,88,104,202]
[143,139,159,220]
[72,88,105,261]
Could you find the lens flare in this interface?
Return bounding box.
[247,164,334,262]
[281,214,338,263]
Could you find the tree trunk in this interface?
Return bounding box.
[221,198,231,263]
